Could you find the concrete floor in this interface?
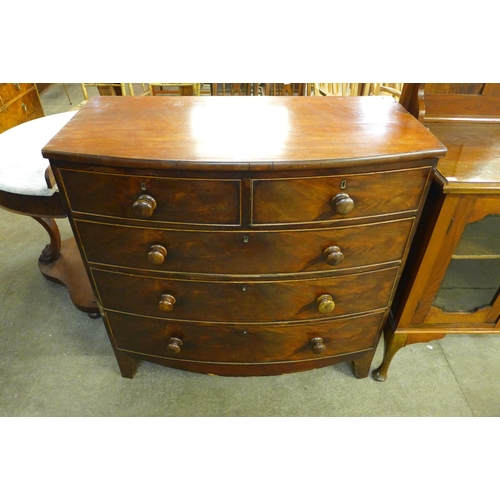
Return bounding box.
[1,83,499,416]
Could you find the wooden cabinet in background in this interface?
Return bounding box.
[42,95,445,379]
[374,83,500,381]
[0,83,44,133]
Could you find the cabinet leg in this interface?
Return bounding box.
[372,331,408,382]
[114,349,138,379]
[352,350,375,379]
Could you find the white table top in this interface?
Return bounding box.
[0,111,77,196]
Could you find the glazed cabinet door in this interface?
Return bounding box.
[412,194,500,327]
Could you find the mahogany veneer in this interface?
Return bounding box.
[42,96,445,378]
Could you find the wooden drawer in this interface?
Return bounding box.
[0,83,34,105]
[92,266,398,322]
[0,87,44,133]
[108,310,385,363]
[58,169,241,226]
[252,167,431,225]
[76,218,414,275]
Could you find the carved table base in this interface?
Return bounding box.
[32,217,99,317]
[38,236,99,317]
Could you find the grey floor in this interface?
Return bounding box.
[1,83,499,417]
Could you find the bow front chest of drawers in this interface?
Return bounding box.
[42,96,445,378]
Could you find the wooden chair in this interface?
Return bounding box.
[210,84,260,96]
[264,84,313,96]
[81,83,131,100]
[145,83,202,96]
[313,83,363,96]
[362,83,404,100]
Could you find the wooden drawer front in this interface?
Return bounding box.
[0,88,44,133]
[252,167,430,225]
[77,218,414,275]
[59,170,241,226]
[108,310,384,363]
[92,266,398,322]
[0,83,34,105]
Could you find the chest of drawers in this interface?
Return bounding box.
[0,83,44,133]
[42,96,445,378]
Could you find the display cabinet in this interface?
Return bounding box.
[374,83,500,381]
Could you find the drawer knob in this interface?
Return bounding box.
[310,337,326,354]
[133,194,157,218]
[167,337,183,354]
[323,245,344,266]
[159,293,176,312]
[148,244,167,265]
[316,294,335,314]
[331,193,354,215]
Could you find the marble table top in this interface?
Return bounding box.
[0,111,77,196]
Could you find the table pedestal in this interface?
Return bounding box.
[35,217,99,317]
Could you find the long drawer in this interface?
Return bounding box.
[58,169,242,226]
[92,266,398,323]
[76,217,414,276]
[108,310,385,363]
[252,167,431,225]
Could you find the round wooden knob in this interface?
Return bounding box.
[159,293,176,312]
[167,337,183,354]
[133,194,157,218]
[323,245,344,266]
[310,337,326,354]
[331,193,354,215]
[147,244,167,265]
[316,294,335,314]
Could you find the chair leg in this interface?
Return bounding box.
[62,83,72,105]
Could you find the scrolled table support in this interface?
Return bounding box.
[33,216,62,264]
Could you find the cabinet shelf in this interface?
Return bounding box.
[452,254,500,259]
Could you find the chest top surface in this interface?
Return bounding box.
[42,96,445,170]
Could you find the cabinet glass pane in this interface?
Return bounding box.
[433,215,500,312]
[454,214,500,258]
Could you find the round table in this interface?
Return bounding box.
[0,112,99,316]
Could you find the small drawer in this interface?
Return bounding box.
[252,167,431,225]
[92,266,398,323]
[76,218,414,275]
[0,88,44,133]
[58,170,241,226]
[0,83,34,104]
[107,310,385,364]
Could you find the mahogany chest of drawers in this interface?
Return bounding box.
[42,96,445,378]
